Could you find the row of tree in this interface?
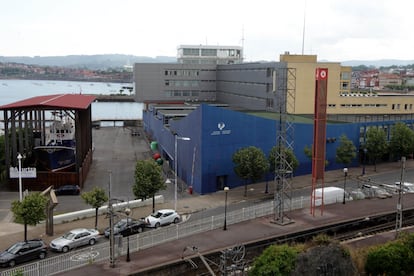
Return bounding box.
[11,159,163,241]
[232,135,357,196]
[232,121,414,192]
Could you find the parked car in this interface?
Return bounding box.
[145,209,180,228]
[350,189,366,200]
[395,182,414,193]
[49,228,100,253]
[54,185,80,195]
[0,239,47,267]
[361,184,392,199]
[104,218,147,238]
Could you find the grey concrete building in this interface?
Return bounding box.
[134,63,217,104]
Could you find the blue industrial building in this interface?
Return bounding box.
[142,103,408,195]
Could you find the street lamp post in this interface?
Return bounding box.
[125,207,131,262]
[223,186,229,231]
[174,135,190,211]
[17,153,23,202]
[343,168,348,204]
[362,148,368,175]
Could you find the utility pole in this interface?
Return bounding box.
[108,171,115,268]
[396,156,405,238]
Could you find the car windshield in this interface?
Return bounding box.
[6,243,22,254]
[62,231,76,240]
[151,212,163,218]
[116,220,127,227]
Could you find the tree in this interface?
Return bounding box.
[133,159,166,212]
[389,122,414,160]
[232,146,269,197]
[81,187,109,229]
[11,192,48,241]
[335,134,357,167]
[304,144,329,167]
[365,127,388,171]
[268,146,299,174]
[249,244,299,276]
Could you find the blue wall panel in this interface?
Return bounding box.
[143,104,411,195]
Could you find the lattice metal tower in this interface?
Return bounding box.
[272,67,296,224]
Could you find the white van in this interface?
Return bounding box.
[314,187,353,206]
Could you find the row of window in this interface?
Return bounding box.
[164,90,200,97]
[181,48,241,57]
[165,80,200,87]
[359,123,414,144]
[164,70,200,77]
[331,103,414,110]
[392,104,413,110]
[338,104,388,108]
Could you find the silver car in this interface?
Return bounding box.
[49,228,100,253]
[145,209,180,228]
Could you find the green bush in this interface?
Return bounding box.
[249,244,299,276]
[365,240,414,275]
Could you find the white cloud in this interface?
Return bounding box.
[0,0,413,61]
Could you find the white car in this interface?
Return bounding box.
[49,228,100,253]
[145,209,180,228]
[395,182,414,193]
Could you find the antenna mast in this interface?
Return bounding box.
[301,0,307,55]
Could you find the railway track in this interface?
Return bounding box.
[139,208,414,275]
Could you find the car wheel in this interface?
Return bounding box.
[89,239,96,246]
[137,227,143,233]
[155,222,160,229]
[173,217,179,224]
[8,260,15,267]
[62,246,69,253]
[39,252,46,259]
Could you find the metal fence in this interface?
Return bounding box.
[0,197,312,276]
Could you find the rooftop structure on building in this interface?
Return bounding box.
[177,45,243,65]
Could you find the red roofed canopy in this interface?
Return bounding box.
[0,94,96,110]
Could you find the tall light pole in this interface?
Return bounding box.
[17,153,23,202]
[223,186,229,231]
[343,167,348,204]
[125,207,131,262]
[174,135,190,211]
[362,148,367,175]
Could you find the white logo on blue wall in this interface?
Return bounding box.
[211,122,231,135]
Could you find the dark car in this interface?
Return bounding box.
[104,218,146,238]
[54,185,80,195]
[0,239,47,267]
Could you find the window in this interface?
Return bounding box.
[183,48,199,56]
[340,72,350,80]
[201,49,217,56]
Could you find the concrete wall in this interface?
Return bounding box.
[52,196,164,224]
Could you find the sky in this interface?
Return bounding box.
[1,0,413,62]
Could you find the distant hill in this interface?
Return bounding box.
[338,59,414,67]
[1,54,413,70]
[0,54,177,70]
